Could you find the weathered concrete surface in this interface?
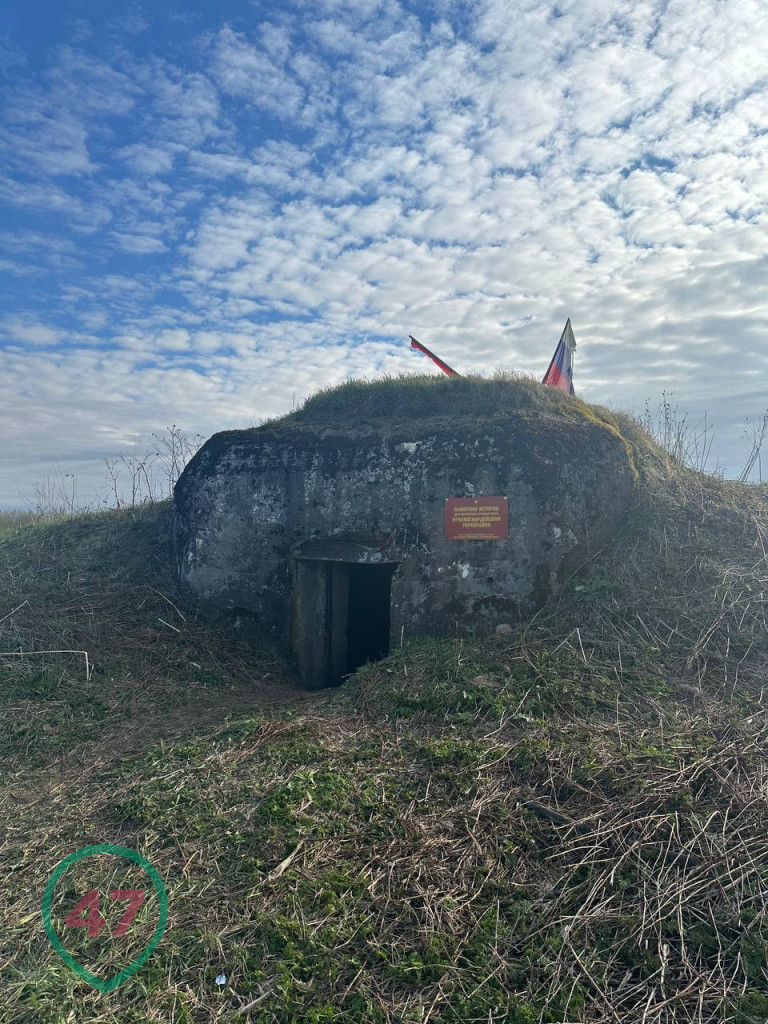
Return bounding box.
[174,403,639,685]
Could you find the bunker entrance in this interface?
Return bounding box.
[295,559,397,689]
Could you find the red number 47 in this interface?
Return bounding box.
[64,889,145,938]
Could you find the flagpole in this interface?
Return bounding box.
[409,336,461,377]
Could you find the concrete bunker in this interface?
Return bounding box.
[174,376,644,689]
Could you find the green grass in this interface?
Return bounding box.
[260,371,665,466]
[3,470,768,1022]
[280,371,570,423]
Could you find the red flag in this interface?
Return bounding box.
[409,336,460,377]
[542,319,576,394]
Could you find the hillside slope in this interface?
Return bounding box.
[2,465,768,1023]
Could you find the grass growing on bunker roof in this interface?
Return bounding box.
[257,371,671,485]
[283,371,560,423]
[3,443,768,1022]
[273,372,630,428]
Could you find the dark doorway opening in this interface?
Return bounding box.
[346,563,395,676]
[294,558,397,688]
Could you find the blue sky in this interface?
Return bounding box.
[2,0,768,504]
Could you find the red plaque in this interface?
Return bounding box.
[445,497,508,540]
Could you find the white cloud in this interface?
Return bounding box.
[0,317,61,346]
[188,151,252,179]
[156,328,191,350]
[117,143,176,176]
[110,232,168,254]
[209,25,306,118]
[3,0,768,503]
[0,107,96,176]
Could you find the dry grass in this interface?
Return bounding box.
[0,502,305,771]
[2,471,768,1023]
[0,509,40,530]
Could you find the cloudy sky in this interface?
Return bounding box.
[2,0,768,505]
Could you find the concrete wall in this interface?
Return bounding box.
[174,409,638,682]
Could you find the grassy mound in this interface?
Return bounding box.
[3,469,768,1023]
[262,373,663,466]
[283,372,576,424]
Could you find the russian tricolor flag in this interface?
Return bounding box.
[542,319,576,394]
